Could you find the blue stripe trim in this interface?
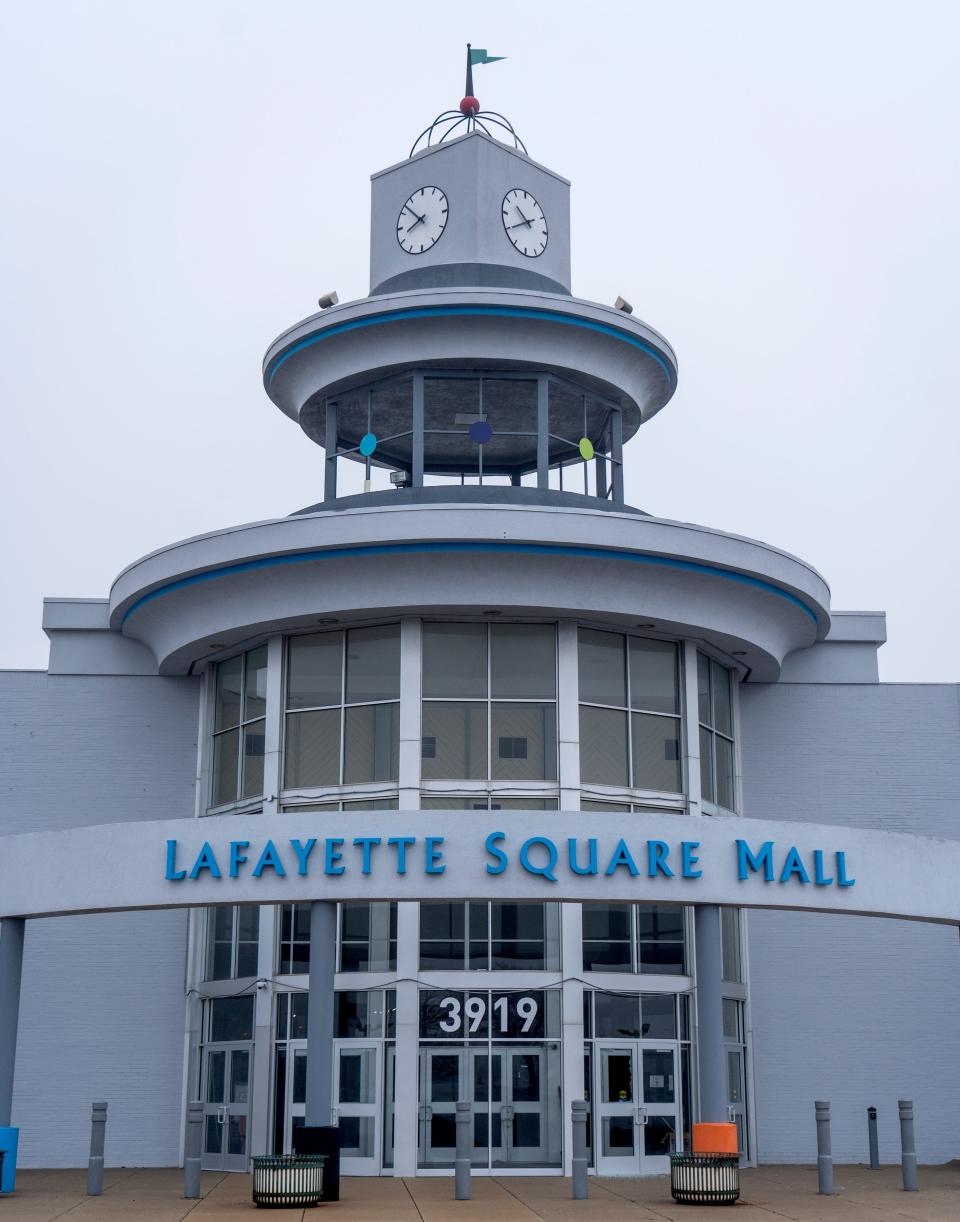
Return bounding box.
[265,306,676,387]
[121,541,818,625]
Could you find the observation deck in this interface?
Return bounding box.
[263,287,678,505]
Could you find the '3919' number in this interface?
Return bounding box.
[438,994,538,1034]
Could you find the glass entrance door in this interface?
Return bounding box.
[201,1043,252,1171]
[418,1044,558,1169]
[419,1047,465,1166]
[492,1046,549,1168]
[727,1047,747,1157]
[593,1042,679,1176]
[281,1043,308,1154]
[333,1041,381,1174]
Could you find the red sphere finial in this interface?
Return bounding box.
[460,95,480,116]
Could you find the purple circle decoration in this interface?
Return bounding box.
[468,420,494,445]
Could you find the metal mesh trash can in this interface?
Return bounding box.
[251,1154,326,1208]
[670,1152,740,1205]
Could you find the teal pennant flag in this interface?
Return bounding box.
[470,49,506,65]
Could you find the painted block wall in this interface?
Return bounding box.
[740,682,960,1165]
[0,671,200,1167]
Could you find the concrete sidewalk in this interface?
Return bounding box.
[0,1164,957,1221]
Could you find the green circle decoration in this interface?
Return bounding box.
[578,437,595,461]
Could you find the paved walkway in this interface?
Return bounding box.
[0,1164,957,1221]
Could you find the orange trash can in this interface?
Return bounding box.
[692,1122,738,1154]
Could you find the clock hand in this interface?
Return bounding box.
[514,207,533,228]
[403,205,426,228]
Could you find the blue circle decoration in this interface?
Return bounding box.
[359,432,377,457]
[468,420,494,445]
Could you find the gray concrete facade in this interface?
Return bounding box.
[741,682,960,1163]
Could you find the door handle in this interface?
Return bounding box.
[726,1105,736,1123]
[330,1107,338,1125]
[217,1105,226,1125]
[637,1107,648,1126]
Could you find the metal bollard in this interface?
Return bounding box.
[867,1106,879,1169]
[571,1099,588,1200]
[184,1101,203,1199]
[815,1100,833,1196]
[898,1099,918,1192]
[454,1100,471,1201]
[86,1102,107,1196]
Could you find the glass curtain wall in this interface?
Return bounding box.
[421,623,558,785]
[578,630,682,793]
[284,626,401,791]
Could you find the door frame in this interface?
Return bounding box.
[200,1041,254,1172]
[592,1038,681,1177]
[333,1039,383,1175]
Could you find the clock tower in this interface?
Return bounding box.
[369,131,572,296]
[263,81,678,500]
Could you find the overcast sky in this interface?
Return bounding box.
[2,1,957,680]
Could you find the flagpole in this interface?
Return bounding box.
[465,42,474,99]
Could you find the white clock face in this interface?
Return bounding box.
[397,186,448,254]
[502,188,548,258]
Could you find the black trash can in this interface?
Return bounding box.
[251,1154,325,1208]
[293,1125,341,1202]
[670,1152,740,1205]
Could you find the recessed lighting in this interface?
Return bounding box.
[635,622,656,629]
[482,609,503,616]
[316,618,339,626]
[731,650,747,656]
[208,642,225,650]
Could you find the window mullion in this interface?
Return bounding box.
[339,634,347,785]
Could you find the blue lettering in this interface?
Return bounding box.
[252,839,287,878]
[813,849,833,886]
[289,838,317,876]
[228,841,250,878]
[681,840,702,879]
[425,836,446,875]
[388,836,416,874]
[324,838,345,876]
[520,837,558,882]
[836,851,856,888]
[606,839,640,877]
[647,840,674,878]
[485,832,508,876]
[779,846,811,885]
[737,839,774,882]
[568,837,598,876]
[189,842,222,880]
[165,839,186,881]
[353,836,381,875]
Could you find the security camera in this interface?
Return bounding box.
[317,290,340,309]
[614,296,633,314]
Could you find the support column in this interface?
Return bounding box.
[412,373,425,489]
[391,902,420,1175]
[249,904,277,1156]
[610,407,624,503]
[557,620,581,810]
[305,902,337,1126]
[536,376,549,490]
[0,918,25,1128]
[560,902,585,1176]
[694,905,727,1123]
[324,401,338,501]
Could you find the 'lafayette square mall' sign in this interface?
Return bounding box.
[165,829,857,890]
[2,811,959,924]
